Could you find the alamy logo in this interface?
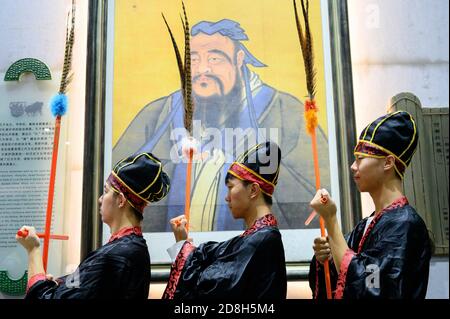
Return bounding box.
[365,4,380,29]
[65,265,80,289]
[169,120,280,174]
[365,264,380,289]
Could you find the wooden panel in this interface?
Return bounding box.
[390,93,428,223]
[422,109,443,253]
[430,111,449,251]
[440,113,449,246]
[390,93,448,255]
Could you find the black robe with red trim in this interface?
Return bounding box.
[163,214,287,299]
[25,233,151,299]
[309,197,432,299]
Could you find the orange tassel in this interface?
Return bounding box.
[304,99,318,136]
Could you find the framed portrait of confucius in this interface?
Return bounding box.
[86,0,358,274]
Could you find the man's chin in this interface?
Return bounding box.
[194,91,222,99]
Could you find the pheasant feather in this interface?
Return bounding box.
[182,1,194,134]
[41,1,76,272]
[294,0,317,134]
[162,13,186,93]
[162,2,196,236]
[59,1,75,94]
[162,1,194,134]
[293,0,332,299]
[294,0,316,99]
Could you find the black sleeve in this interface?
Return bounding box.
[308,255,338,299]
[25,254,131,299]
[343,211,431,299]
[308,229,357,299]
[246,229,287,299]
[176,229,287,299]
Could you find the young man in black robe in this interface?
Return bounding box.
[162,141,287,299]
[16,151,170,299]
[309,111,432,299]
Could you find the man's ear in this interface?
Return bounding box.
[117,192,127,208]
[384,155,396,171]
[250,182,261,199]
[236,49,245,69]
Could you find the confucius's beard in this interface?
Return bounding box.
[193,70,243,128]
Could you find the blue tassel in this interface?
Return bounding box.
[49,93,68,117]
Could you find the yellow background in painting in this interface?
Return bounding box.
[113,0,328,145]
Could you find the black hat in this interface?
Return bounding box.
[354,110,418,179]
[227,141,281,196]
[107,152,170,213]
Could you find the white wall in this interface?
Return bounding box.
[348,0,449,299]
[348,0,448,123]
[0,0,69,70]
[348,0,449,225]
[427,257,449,299]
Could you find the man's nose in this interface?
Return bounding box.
[196,59,211,74]
[350,161,357,173]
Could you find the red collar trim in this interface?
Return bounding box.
[241,214,278,237]
[357,196,408,253]
[108,226,142,243]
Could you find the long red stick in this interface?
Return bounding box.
[42,115,62,272]
[17,229,68,241]
[184,148,193,234]
[311,129,332,299]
